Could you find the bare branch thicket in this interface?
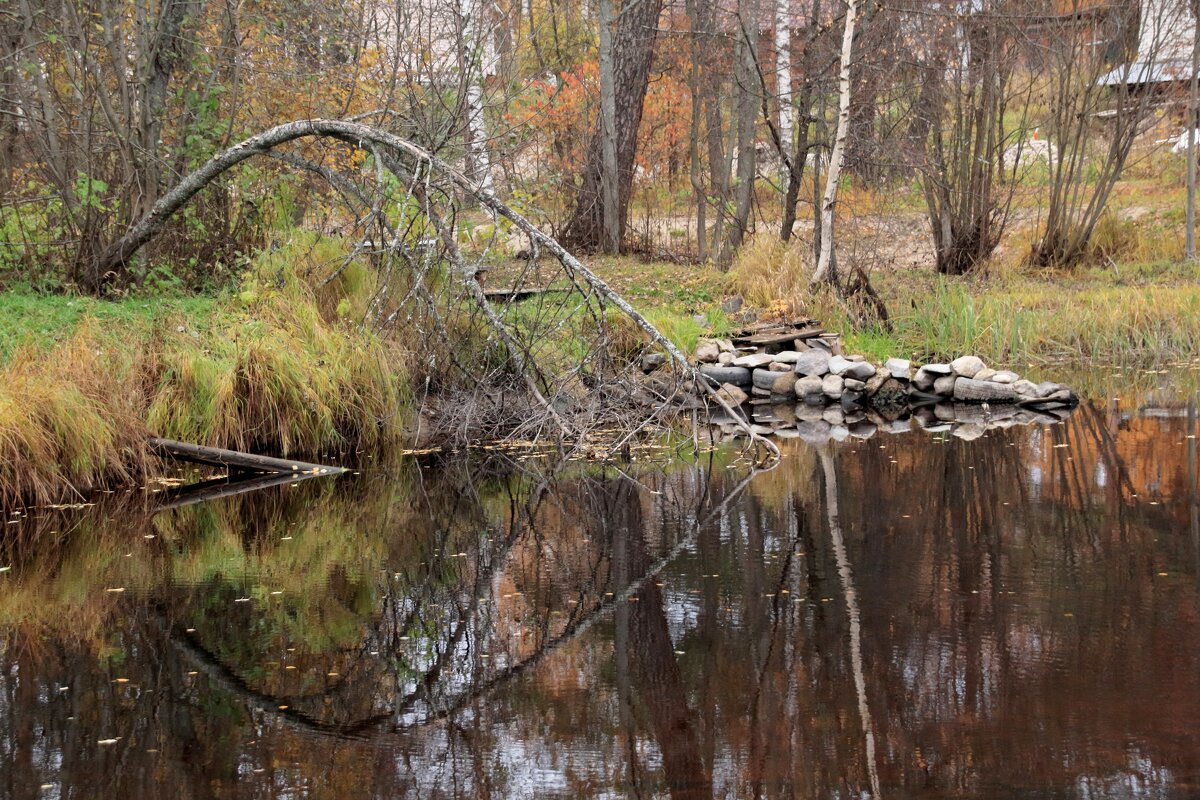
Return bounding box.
[91,117,780,455]
[905,0,1037,275]
[1031,0,1183,268]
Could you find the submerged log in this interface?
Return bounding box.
[148,438,345,476]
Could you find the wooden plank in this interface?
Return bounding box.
[148,438,345,476]
[732,328,827,346]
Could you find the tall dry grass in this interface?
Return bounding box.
[1,236,412,507]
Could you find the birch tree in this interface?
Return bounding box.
[812,0,859,287]
[775,0,793,183]
[1188,0,1199,261]
[461,0,496,196]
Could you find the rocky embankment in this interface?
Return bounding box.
[675,335,1078,443]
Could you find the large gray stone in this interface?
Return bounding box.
[1012,379,1038,397]
[641,353,666,373]
[914,364,949,390]
[699,365,751,386]
[952,376,1018,402]
[1034,381,1062,398]
[752,368,783,390]
[843,378,867,392]
[771,372,797,396]
[843,361,876,381]
[827,355,853,376]
[884,357,911,380]
[734,352,776,368]
[822,373,844,399]
[794,349,831,377]
[768,361,793,372]
[795,375,824,397]
[715,383,748,406]
[990,370,1019,384]
[693,341,720,363]
[950,355,986,378]
[772,350,804,364]
[933,375,958,395]
[717,352,735,365]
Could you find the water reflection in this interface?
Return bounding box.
[2,394,1200,798]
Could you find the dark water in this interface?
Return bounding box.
[2,391,1199,799]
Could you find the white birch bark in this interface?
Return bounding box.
[1188,0,1199,260]
[811,0,858,286]
[461,0,496,196]
[775,0,793,182]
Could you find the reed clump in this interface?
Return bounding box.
[1,237,411,507]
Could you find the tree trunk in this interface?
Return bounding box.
[598,0,620,252]
[461,0,497,196]
[559,0,665,250]
[686,0,708,261]
[812,0,859,287]
[718,0,760,267]
[1188,0,1199,260]
[775,0,793,184]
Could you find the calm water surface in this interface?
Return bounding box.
[2,387,1199,799]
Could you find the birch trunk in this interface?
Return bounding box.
[1188,0,1199,260]
[811,0,858,287]
[461,0,496,196]
[775,0,793,184]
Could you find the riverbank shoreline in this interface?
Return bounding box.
[4,249,1199,507]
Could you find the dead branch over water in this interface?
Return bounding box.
[94,118,779,460]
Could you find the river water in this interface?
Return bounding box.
[2,383,1198,799]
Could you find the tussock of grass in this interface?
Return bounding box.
[1,238,411,507]
[729,235,811,311]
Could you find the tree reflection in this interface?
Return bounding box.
[4,400,1200,797]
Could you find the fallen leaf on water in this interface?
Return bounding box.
[97,738,120,746]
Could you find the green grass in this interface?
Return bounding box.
[0,235,412,506]
[0,291,219,364]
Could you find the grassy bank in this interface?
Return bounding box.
[6,224,1199,507]
[0,235,410,507]
[567,242,1200,369]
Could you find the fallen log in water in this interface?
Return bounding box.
[148,438,345,476]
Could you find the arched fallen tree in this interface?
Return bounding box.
[96,118,778,460]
